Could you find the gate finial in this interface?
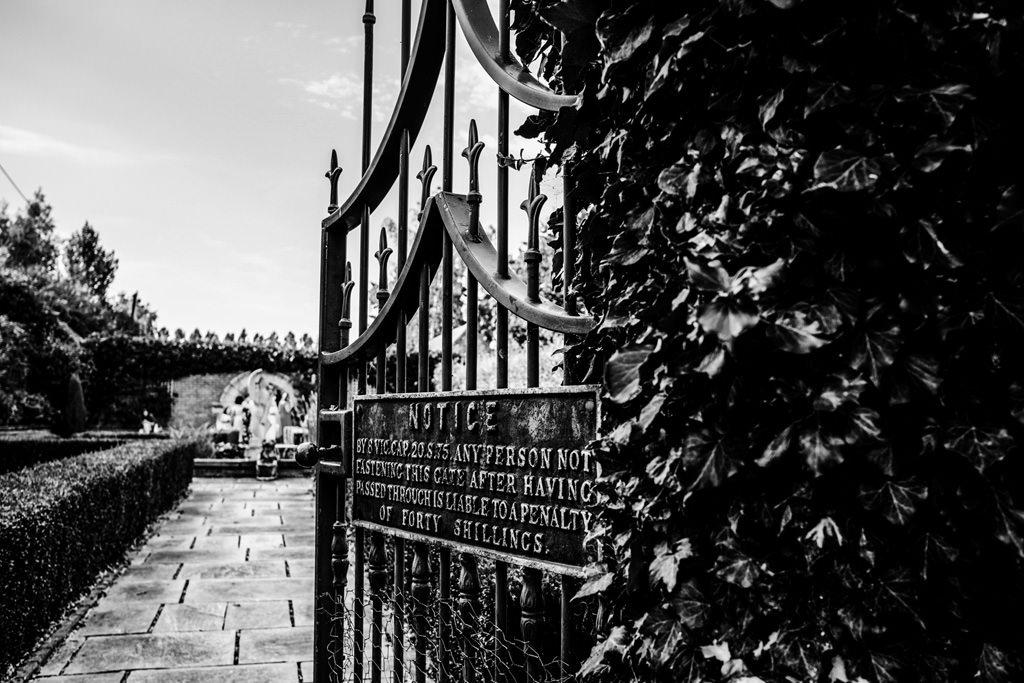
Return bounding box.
[339,262,355,344]
[374,226,393,304]
[462,119,485,239]
[325,149,342,213]
[416,145,437,221]
[520,163,547,303]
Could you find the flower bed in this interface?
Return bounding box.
[0,439,199,675]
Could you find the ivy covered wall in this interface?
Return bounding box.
[512,0,1024,680]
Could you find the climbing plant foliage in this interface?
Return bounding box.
[512,0,1024,680]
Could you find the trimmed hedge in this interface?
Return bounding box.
[0,439,198,674]
[0,438,123,475]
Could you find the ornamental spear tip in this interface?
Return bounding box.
[374,226,393,292]
[416,145,437,220]
[340,261,355,321]
[325,149,342,212]
[461,119,485,194]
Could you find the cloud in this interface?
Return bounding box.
[279,74,400,122]
[273,21,309,39]
[0,125,141,167]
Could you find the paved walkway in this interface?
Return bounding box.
[32,477,317,682]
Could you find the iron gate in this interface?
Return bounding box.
[299,1,598,681]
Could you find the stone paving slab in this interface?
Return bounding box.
[223,600,292,630]
[185,578,314,603]
[176,560,286,580]
[64,631,236,674]
[246,547,316,562]
[237,627,314,664]
[128,662,299,682]
[153,603,227,632]
[80,604,159,636]
[104,580,186,604]
[31,476,315,682]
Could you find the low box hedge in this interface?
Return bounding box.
[0,439,199,675]
[0,438,124,475]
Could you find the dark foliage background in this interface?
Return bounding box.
[511,0,1024,680]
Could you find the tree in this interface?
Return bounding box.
[64,222,118,299]
[0,190,58,271]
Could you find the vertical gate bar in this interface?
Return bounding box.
[354,527,366,682]
[438,8,457,679]
[440,0,455,389]
[439,549,452,683]
[416,147,436,392]
[559,575,572,683]
[561,164,578,386]
[522,164,546,389]
[462,121,483,390]
[375,228,393,395]
[494,561,508,683]
[520,568,545,683]
[317,151,345,683]
[411,542,432,683]
[393,537,406,683]
[369,532,387,683]
[495,0,510,389]
[561,165,577,681]
[331,502,350,682]
[400,0,411,75]
[495,5,512,676]
[359,0,375,396]
[458,555,481,683]
[397,131,410,393]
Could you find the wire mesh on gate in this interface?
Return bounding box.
[315,538,584,683]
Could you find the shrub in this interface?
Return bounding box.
[0,437,124,475]
[0,439,198,674]
[510,0,1024,680]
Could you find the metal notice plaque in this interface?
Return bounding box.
[351,386,599,573]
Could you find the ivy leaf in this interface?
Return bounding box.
[685,258,730,292]
[799,427,840,472]
[649,539,693,592]
[657,161,689,195]
[805,81,852,117]
[861,481,927,526]
[697,346,727,376]
[757,426,792,467]
[812,148,883,192]
[867,652,901,683]
[768,315,828,354]
[699,300,760,342]
[671,580,708,629]
[576,568,616,599]
[578,625,628,678]
[913,138,972,173]
[851,319,901,386]
[689,444,734,490]
[804,516,844,548]
[536,1,598,34]
[978,643,1018,682]
[759,89,786,129]
[638,393,667,430]
[605,344,653,404]
[716,554,761,588]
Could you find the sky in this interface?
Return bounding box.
[0,0,547,339]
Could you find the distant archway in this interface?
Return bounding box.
[218,371,297,409]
